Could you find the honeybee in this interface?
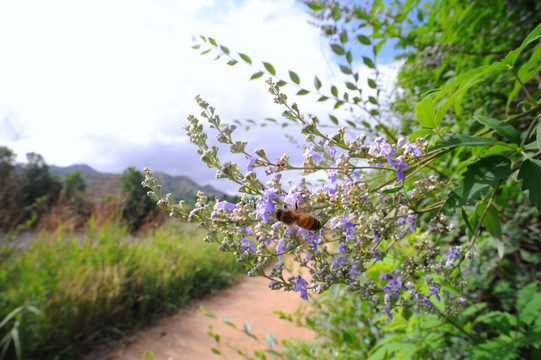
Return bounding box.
[275,203,323,231]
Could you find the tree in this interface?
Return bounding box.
[119,167,156,232]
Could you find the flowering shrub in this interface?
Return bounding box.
[144,1,541,356]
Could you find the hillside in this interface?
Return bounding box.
[50,164,226,204]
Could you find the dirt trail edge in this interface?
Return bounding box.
[85,275,315,360]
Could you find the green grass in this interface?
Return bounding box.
[0,220,244,359]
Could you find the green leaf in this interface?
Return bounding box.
[243,321,257,339]
[381,186,402,194]
[346,51,352,64]
[339,65,352,74]
[441,156,511,216]
[368,78,377,89]
[517,283,541,325]
[318,96,329,102]
[276,80,286,87]
[374,39,387,56]
[219,45,229,54]
[474,116,521,144]
[263,62,276,75]
[357,35,371,45]
[331,86,338,97]
[504,22,541,67]
[415,96,436,129]
[208,37,217,46]
[331,44,345,55]
[289,70,300,84]
[537,121,541,151]
[192,44,201,50]
[238,53,252,64]
[211,348,221,355]
[430,135,496,151]
[482,204,504,258]
[250,71,264,80]
[346,120,357,128]
[296,89,309,95]
[227,60,238,66]
[462,208,474,235]
[362,56,375,69]
[346,82,357,90]
[411,128,433,139]
[314,76,322,90]
[368,96,378,105]
[329,114,339,125]
[517,158,541,212]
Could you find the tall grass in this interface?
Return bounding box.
[0,220,244,359]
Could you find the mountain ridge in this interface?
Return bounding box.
[50,164,226,204]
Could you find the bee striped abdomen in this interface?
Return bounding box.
[296,214,322,231]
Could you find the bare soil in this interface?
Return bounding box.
[84,274,315,360]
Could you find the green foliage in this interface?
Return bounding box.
[119,167,157,232]
[0,222,243,359]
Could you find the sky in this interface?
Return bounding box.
[0,0,399,194]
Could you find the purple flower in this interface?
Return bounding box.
[293,276,309,300]
[406,215,416,232]
[373,250,382,261]
[403,138,423,157]
[384,305,394,320]
[284,186,304,206]
[303,147,322,161]
[329,146,336,158]
[306,232,321,253]
[229,124,237,132]
[241,236,256,253]
[256,189,278,222]
[239,227,253,235]
[246,157,256,172]
[383,276,402,293]
[328,169,337,183]
[445,247,459,266]
[324,186,337,195]
[214,198,236,211]
[430,286,441,302]
[405,282,415,290]
[393,156,407,181]
[276,238,285,259]
[331,253,348,268]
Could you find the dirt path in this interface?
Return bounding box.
[84,274,315,360]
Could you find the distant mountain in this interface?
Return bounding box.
[50,164,226,204]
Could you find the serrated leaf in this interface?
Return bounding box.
[331,44,345,55]
[517,158,541,212]
[296,89,309,95]
[289,70,300,84]
[415,96,436,129]
[331,86,338,97]
[346,82,357,90]
[474,116,521,144]
[263,62,276,75]
[368,78,377,89]
[239,53,252,64]
[329,114,339,125]
[314,76,322,90]
[441,156,511,216]
[220,45,229,54]
[430,135,496,151]
[357,35,371,45]
[208,37,217,46]
[362,56,375,69]
[339,65,352,74]
[250,71,264,80]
